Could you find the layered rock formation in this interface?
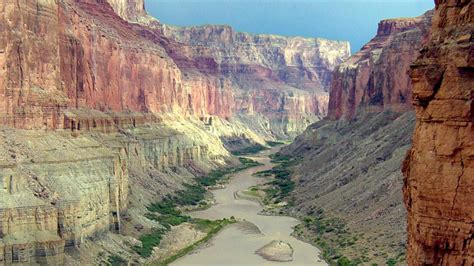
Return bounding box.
[106,0,155,24]
[0,0,349,137]
[0,0,242,129]
[278,11,434,264]
[0,0,350,264]
[158,24,349,136]
[0,112,232,264]
[327,11,432,120]
[403,0,474,264]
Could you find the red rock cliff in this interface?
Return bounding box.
[157,24,350,136]
[0,0,233,129]
[327,11,432,120]
[403,0,473,264]
[106,0,157,24]
[0,0,349,137]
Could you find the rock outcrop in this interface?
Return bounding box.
[256,240,294,262]
[106,0,156,24]
[403,0,473,264]
[327,11,432,120]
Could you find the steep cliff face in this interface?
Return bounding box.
[327,11,432,120]
[158,24,349,136]
[0,0,236,129]
[403,0,473,264]
[106,0,151,23]
[160,24,348,90]
[0,112,231,264]
[0,0,349,138]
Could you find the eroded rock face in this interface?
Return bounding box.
[159,24,349,136]
[0,112,231,264]
[0,0,236,129]
[0,0,349,138]
[106,0,154,24]
[403,0,474,264]
[327,11,433,120]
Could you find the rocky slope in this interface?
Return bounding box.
[403,0,473,264]
[283,111,415,264]
[279,12,433,264]
[0,0,349,264]
[327,11,432,120]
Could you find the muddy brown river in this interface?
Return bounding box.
[172,148,326,266]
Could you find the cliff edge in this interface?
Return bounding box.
[403,0,473,264]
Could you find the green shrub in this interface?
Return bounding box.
[231,144,268,155]
[133,228,167,257]
[337,257,352,266]
[266,141,285,147]
[138,158,263,258]
[107,254,127,265]
[386,258,397,266]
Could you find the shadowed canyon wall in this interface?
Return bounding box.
[403,0,473,264]
[279,11,434,264]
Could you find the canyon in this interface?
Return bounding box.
[0,0,472,265]
[0,0,348,264]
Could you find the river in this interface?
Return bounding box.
[172,148,326,266]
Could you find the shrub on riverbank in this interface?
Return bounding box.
[231,144,268,155]
[262,153,298,202]
[266,140,285,147]
[292,209,371,265]
[135,157,262,258]
[156,218,236,265]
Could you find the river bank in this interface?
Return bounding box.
[171,147,326,265]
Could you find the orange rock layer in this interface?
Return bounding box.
[403,0,474,264]
[327,11,433,120]
[0,0,349,135]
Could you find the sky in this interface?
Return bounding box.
[145,0,434,53]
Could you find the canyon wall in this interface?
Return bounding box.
[0,0,350,263]
[106,0,154,24]
[279,11,434,264]
[0,112,232,264]
[327,11,432,120]
[158,24,350,137]
[403,0,473,264]
[0,0,349,137]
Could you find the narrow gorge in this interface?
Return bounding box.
[0,0,472,265]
